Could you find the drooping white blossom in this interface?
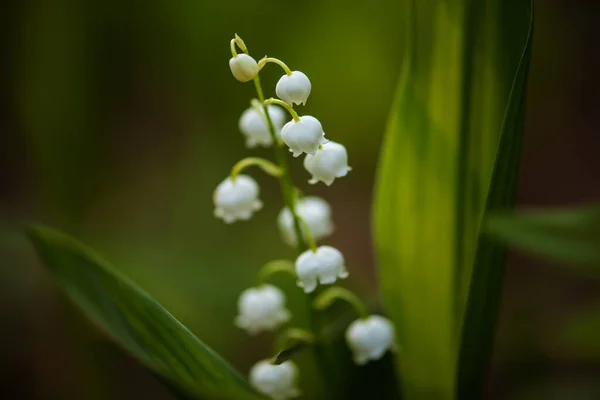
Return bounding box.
[276,71,311,106]
[280,116,327,157]
[345,315,396,365]
[277,197,334,247]
[239,105,287,148]
[213,175,262,223]
[249,360,301,400]
[229,53,259,82]
[235,285,290,335]
[295,246,348,293]
[303,141,351,186]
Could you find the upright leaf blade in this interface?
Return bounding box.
[373,0,533,398]
[27,225,265,400]
[457,4,534,396]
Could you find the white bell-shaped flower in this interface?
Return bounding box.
[276,71,311,106]
[295,246,348,293]
[213,175,262,223]
[281,116,327,157]
[249,360,301,400]
[239,105,287,148]
[303,141,351,186]
[345,315,396,365]
[234,284,291,335]
[277,197,334,247]
[229,53,259,82]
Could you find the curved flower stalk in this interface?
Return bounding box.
[220,34,386,398]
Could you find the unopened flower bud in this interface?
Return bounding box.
[213,175,262,223]
[277,197,334,247]
[345,315,396,365]
[276,71,311,106]
[239,105,287,148]
[303,141,351,186]
[281,116,327,157]
[235,284,290,335]
[249,360,301,400]
[229,54,259,82]
[295,246,348,293]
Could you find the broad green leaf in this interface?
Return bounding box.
[27,225,265,400]
[484,205,600,264]
[373,0,533,398]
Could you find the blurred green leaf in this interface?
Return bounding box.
[512,380,600,400]
[556,304,600,360]
[484,204,600,264]
[27,225,265,400]
[373,0,532,398]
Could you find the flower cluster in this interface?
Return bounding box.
[216,34,396,399]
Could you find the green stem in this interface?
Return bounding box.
[258,259,296,283]
[313,287,369,319]
[254,73,333,398]
[253,75,305,252]
[258,57,293,75]
[264,98,301,122]
[230,39,237,57]
[230,157,282,180]
[298,216,318,253]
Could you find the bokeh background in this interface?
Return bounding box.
[1,0,599,398]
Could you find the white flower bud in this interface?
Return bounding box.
[303,141,351,186]
[295,246,348,293]
[277,196,334,247]
[239,105,287,148]
[229,54,259,82]
[213,175,262,223]
[249,360,301,400]
[281,116,327,157]
[276,71,311,106]
[345,315,396,365]
[234,285,290,335]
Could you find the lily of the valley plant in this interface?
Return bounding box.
[220,34,396,399]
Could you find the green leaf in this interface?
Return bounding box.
[27,225,265,400]
[457,4,534,395]
[373,0,533,398]
[484,204,600,264]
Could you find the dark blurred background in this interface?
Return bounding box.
[1,0,599,399]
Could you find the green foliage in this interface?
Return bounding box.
[27,225,265,400]
[373,0,533,398]
[457,2,533,395]
[484,204,600,264]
